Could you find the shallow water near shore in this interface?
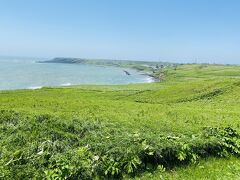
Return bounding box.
[0,57,153,90]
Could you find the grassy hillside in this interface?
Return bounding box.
[0,64,240,179]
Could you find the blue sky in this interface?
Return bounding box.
[0,0,240,64]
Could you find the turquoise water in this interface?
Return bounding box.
[0,57,152,90]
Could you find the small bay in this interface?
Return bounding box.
[0,57,151,90]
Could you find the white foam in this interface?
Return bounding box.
[145,77,155,83]
[28,86,42,90]
[61,83,72,86]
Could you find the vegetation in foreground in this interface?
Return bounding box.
[138,156,240,179]
[0,63,240,179]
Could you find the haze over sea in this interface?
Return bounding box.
[0,57,152,90]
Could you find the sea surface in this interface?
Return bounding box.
[0,57,153,90]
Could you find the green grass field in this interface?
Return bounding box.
[0,64,240,179]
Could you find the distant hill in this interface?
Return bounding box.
[39,57,176,74]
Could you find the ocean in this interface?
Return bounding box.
[0,57,153,90]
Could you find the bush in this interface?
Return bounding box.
[0,110,240,179]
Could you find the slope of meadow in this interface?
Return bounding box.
[0,64,240,179]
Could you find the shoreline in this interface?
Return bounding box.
[1,59,159,91]
[142,73,160,82]
[39,60,162,83]
[0,73,156,91]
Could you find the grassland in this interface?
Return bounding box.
[0,63,240,179]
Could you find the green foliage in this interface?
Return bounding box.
[0,64,240,179]
[0,109,239,179]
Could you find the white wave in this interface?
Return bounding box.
[145,76,155,83]
[27,86,43,90]
[61,83,72,86]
